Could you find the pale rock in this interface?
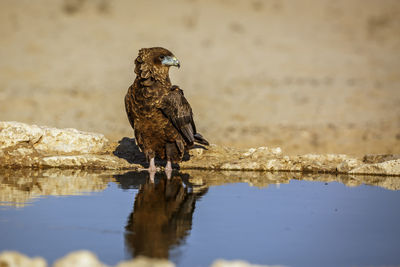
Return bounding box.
[53,251,105,267]
[300,154,350,162]
[271,147,282,155]
[0,251,284,267]
[242,148,256,157]
[265,159,280,170]
[8,147,34,157]
[221,161,261,170]
[242,147,281,158]
[362,154,400,163]
[183,144,400,175]
[243,162,260,169]
[0,121,43,149]
[0,251,47,267]
[40,155,137,170]
[295,154,357,173]
[189,147,204,157]
[0,121,108,154]
[350,159,400,176]
[211,259,284,267]
[116,256,175,267]
[34,127,107,154]
[336,159,363,173]
[0,121,140,169]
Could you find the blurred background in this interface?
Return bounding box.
[0,0,399,155]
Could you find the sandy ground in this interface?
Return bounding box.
[0,0,399,155]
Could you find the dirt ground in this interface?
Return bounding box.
[0,0,399,155]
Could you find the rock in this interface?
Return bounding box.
[0,121,108,154]
[0,122,42,149]
[40,154,136,170]
[0,151,139,170]
[182,147,356,173]
[350,159,400,176]
[337,159,363,173]
[189,147,204,157]
[53,251,105,267]
[296,154,355,173]
[210,259,282,267]
[0,251,47,267]
[0,251,279,267]
[180,144,400,176]
[363,154,400,164]
[0,121,140,170]
[116,256,175,267]
[0,251,282,267]
[34,127,107,154]
[242,147,282,159]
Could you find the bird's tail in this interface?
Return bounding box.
[194,133,209,146]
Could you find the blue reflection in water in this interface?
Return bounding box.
[0,172,399,267]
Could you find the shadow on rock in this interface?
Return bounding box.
[112,137,206,169]
[112,137,147,167]
[116,171,208,259]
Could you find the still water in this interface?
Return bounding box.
[0,169,399,267]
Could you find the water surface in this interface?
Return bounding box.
[0,169,399,267]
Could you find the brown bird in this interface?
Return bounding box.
[125,47,209,172]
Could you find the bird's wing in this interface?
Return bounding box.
[125,85,135,129]
[159,86,197,145]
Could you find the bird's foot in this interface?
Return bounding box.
[139,157,159,172]
[165,161,173,171]
[139,166,160,172]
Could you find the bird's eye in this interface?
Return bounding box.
[159,55,165,60]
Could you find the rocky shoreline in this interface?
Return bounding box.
[0,250,277,267]
[1,121,399,176]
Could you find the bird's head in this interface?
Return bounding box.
[134,47,180,81]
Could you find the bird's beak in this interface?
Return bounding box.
[162,56,180,68]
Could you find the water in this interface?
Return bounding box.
[0,169,400,267]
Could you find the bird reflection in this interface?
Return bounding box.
[116,171,208,259]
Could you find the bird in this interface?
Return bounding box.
[125,47,209,173]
